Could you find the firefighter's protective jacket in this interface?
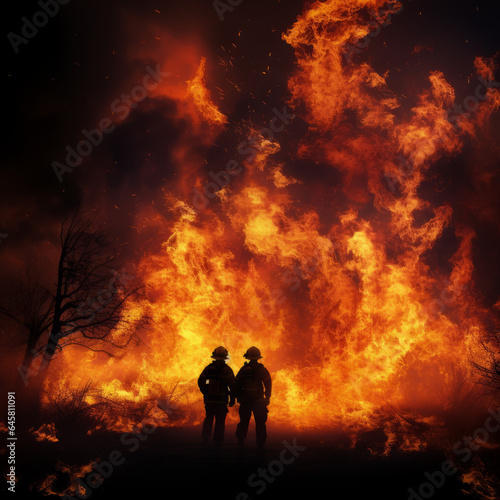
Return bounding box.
[235,360,272,402]
[198,360,236,404]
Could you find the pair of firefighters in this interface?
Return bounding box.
[197,346,271,448]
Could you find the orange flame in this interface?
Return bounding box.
[187,57,228,125]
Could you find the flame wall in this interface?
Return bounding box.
[44,0,499,436]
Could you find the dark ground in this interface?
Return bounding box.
[5,421,499,500]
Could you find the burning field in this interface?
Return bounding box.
[1,0,500,499]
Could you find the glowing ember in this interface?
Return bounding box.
[30,423,59,443]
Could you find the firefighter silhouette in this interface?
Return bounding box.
[198,346,236,445]
[235,346,272,448]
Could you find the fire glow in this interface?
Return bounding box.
[43,0,499,447]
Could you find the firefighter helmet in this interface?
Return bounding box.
[211,346,229,359]
[243,346,262,360]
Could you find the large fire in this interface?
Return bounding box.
[44,0,499,446]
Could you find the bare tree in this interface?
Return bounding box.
[0,210,145,421]
[470,327,500,396]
